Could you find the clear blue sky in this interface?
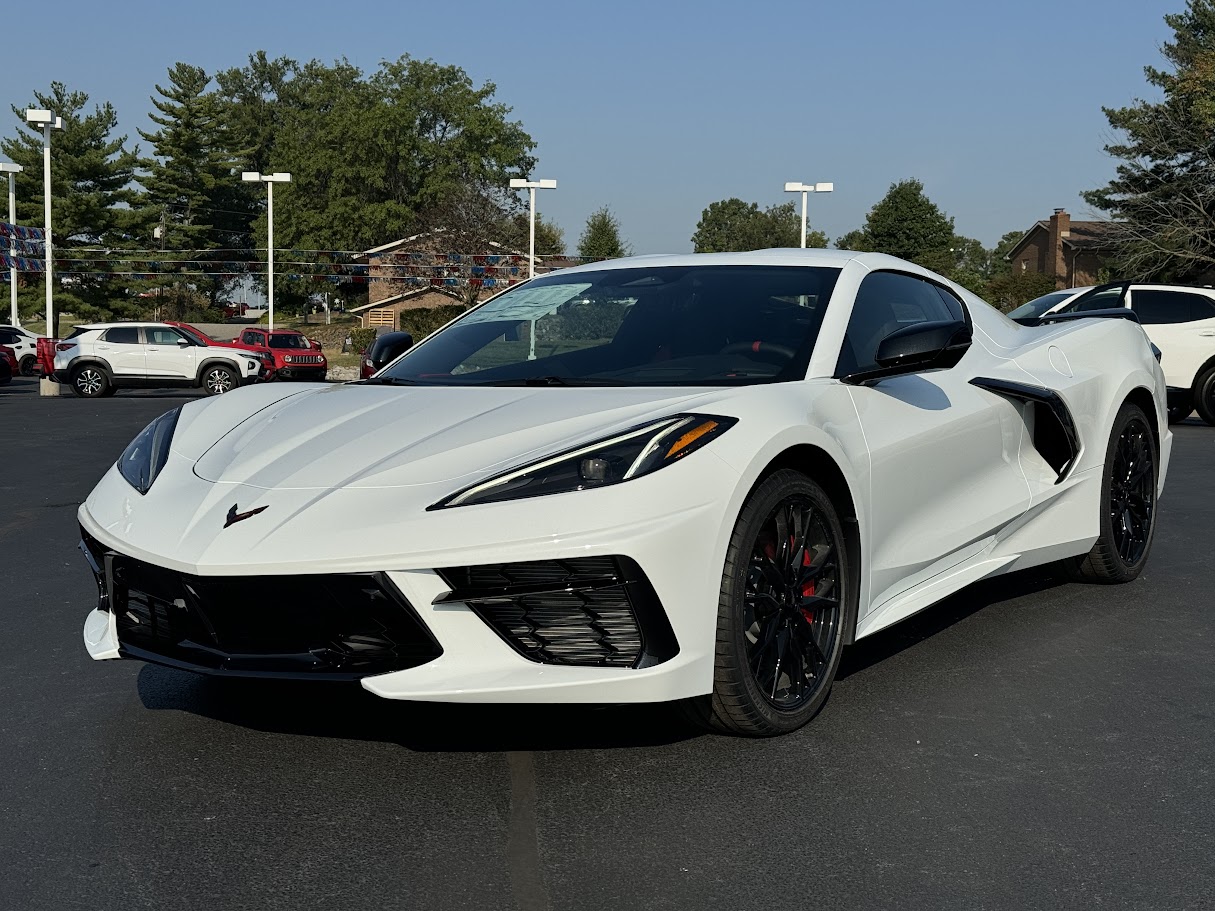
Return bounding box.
[6,0,1178,253]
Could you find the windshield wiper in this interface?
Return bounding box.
[491,376,630,387]
[357,376,424,386]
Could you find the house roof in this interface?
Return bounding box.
[357,229,523,260]
[348,287,463,313]
[1003,219,1117,261]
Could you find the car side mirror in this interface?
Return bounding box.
[311,339,322,351]
[842,319,972,385]
[177,338,190,347]
[382,334,414,363]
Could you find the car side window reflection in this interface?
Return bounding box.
[836,272,961,377]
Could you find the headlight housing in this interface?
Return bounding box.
[433,413,736,509]
[116,407,181,495]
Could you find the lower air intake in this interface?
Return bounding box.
[435,556,678,669]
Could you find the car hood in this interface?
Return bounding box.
[188,382,737,491]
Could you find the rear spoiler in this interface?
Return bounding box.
[1036,308,1140,325]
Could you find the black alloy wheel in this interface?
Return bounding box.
[1109,417,1155,566]
[18,355,36,377]
[204,365,236,395]
[71,365,109,398]
[686,469,849,736]
[1066,401,1158,583]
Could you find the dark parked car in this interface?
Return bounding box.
[360,331,414,379]
[0,345,15,385]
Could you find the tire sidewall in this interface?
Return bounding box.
[716,469,849,735]
[1196,368,1215,426]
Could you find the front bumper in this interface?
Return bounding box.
[78,449,740,703]
[276,366,327,381]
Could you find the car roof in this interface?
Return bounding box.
[554,248,892,274]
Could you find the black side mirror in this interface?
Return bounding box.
[843,319,972,385]
[377,334,414,366]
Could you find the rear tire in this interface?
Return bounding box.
[685,469,849,737]
[1065,402,1157,584]
[1195,366,1215,426]
[202,364,237,396]
[71,365,109,398]
[18,355,36,377]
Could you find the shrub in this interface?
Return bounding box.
[349,327,377,354]
[398,305,466,341]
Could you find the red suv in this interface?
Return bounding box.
[229,327,327,381]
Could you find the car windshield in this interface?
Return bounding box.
[378,265,841,386]
[268,334,311,349]
[1008,290,1078,319]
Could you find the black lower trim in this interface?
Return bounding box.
[970,377,1081,483]
[81,529,441,679]
[435,556,678,669]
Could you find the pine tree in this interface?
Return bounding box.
[577,207,630,259]
[2,82,140,329]
[137,63,251,313]
[1084,0,1215,280]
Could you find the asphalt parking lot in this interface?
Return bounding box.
[2,374,1212,911]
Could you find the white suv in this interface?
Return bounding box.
[53,323,262,398]
[0,324,44,376]
[1011,282,1215,424]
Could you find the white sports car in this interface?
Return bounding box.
[79,250,1170,736]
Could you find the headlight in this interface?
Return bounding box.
[116,407,181,495]
[284,355,294,363]
[433,413,736,509]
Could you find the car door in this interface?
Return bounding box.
[144,326,195,378]
[1129,287,1215,389]
[97,326,146,376]
[837,271,1031,613]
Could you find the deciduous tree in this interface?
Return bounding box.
[692,198,825,252]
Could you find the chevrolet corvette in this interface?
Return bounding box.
[79,250,1170,736]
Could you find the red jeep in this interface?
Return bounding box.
[228,327,327,382]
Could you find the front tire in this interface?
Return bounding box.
[202,364,237,396]
[688,469,848,737]
[71,365,109,398]
[1065,402,1158,583]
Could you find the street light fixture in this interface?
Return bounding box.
[26,109,62,338]
[0,162,22,328]
[242,171,291,331]
[784,181,834,248]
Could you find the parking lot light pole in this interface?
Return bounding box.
[26,110,62,336]
[242,171,291,331]
[784,181,834,248]
[0,162,22,327]
[508,177,557,279]
[508,178,557,361]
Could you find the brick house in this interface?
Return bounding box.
[350,232,581,329]
[1004,209,1117,289]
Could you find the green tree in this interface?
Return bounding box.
[692,198,826,252]
[986,270,1057,312]
[1084,0,1215,280]
[577,206,630,259]
[2,82,141,330]
[137,63,252,314]
[851,178,955,263]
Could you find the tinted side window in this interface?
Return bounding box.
[241,331,261,345]
[1191,294,1215,320]
[836,272,959,376]
[103,327,140,345]
[0,330,16,344]
[1132,290,1196,324]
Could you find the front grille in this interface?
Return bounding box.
[285,354,324,364]
[435,556,678,669]
[83,530,440,679]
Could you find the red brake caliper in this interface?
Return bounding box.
[800,545,815,624]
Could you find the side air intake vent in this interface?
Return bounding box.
[970,377,1080,483]
[435,556,678,669]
